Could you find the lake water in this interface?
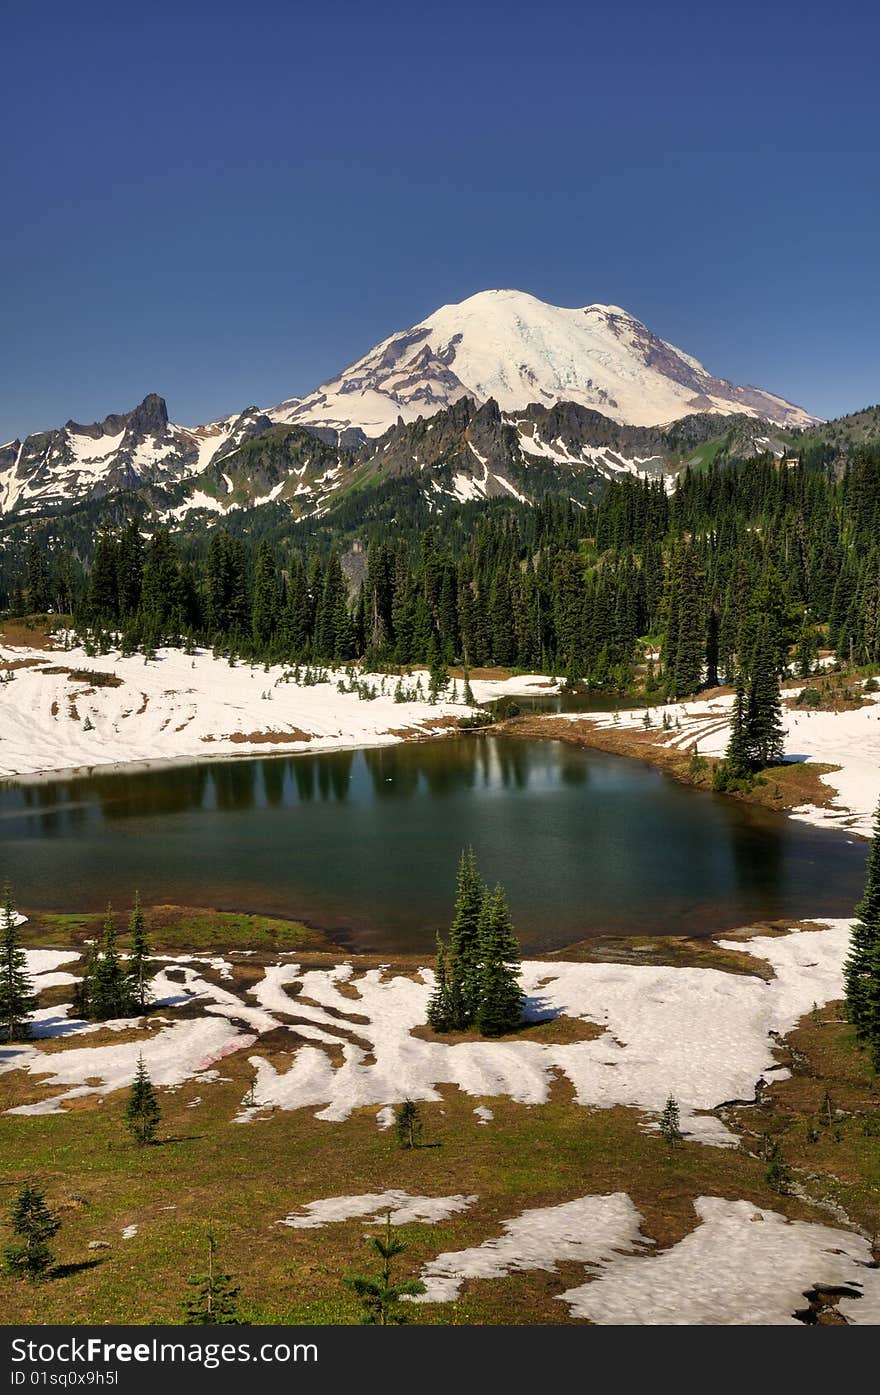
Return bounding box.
[0,736,866,953]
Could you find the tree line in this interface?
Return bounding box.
[4,443,880,698]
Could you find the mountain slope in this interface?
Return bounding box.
[270,289,816,436]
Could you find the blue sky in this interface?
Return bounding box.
[3,0,878,440]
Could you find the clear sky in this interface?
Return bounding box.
[3,0,878,441]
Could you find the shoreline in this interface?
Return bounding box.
[494,712,862,834]
[1,635,876,842]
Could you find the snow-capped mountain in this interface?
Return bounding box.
[270,289,816,436]
[0,288,819,521]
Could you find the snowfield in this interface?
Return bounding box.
[566,683,880,838]
[6,926,880,1323]
[559,1196,880,1325]
[238,923,850,1146]
[408,1193,880,1323]
[413,1193,648,1303]
[0,639,556,779]
[3,922,851,1145]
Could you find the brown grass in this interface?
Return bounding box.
[0,616,67,650]
[209,729,314,745]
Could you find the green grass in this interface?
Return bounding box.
[24,907,330,954]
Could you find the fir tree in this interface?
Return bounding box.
[394,1099,423,1149]
[0,882,36,1042]
[659,1094,683,1146]
[747,622,786,768]
[844,798,880,1067]
[426,936,451,1032]
[72,937,100,1020]
[89,906,131,1020]
[182,1234,243,1324]
[124,1054,161,1145]
[4,1182,61,1281]
[126,893,151,1014]
[251,540,279,649]
[725,677,752,778]
[447,848,485,1028]
[343,1214,426,1324]
[474,885,523,1037]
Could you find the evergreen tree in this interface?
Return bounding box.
[343,1214,426,1324]
[725,677,752,779]
[426,936,451,1032]
[126,892,151,1013]
[89,906,130,1020]
[446,849,485,1027]
[763,1138,792,1194]
[26,538,51,613]
[251,540,279,648]
[72,937,100,1020]
[844,798,880,1067]
[746,622,786,768]
[659,1094,683,1145]
[124,1053,161,1145]
[182,1234,243,1324]
[394,1099,422,1149]
[4,1183,61,1281]
[0,882,36,1042]
[474,885,523,1037]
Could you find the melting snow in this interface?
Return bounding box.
[414,1193,647,1303]
[279,1191,478,1229]
[561,1196,880,1325]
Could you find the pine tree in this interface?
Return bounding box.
[126,893,151,1014]
[72,937,100,1020]
[446,849,485,1028]
[394,1099,422,1149]
[747,622,786,768]
[183,1234,243,1324]
[26,537,51,613]
[251,540,279,649]
[426,937,452,1032]
[89,906,131,1020]
[343,1214,426,1324]
[474,885,523,1037]
[4,1183,61,1281]
[124,1054,161,1145]
[725,677,752,778]
[845,798,880,1067]
[659,1094,683,1145]
[0,882,36,1042]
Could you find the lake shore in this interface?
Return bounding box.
[2,633,878,844]
[495,676,880,841]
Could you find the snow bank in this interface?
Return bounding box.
[0,641,560,779]
[242,922,850,1145]
[561,1196,880,1325]
[5,922,854,1144]
[279,1191,478,1230]
[414,1193,647,1303]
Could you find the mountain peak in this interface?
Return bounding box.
[271,289,817,436]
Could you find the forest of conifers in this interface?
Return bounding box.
[6,447,880,700]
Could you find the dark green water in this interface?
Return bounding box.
[0,737,866,953]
